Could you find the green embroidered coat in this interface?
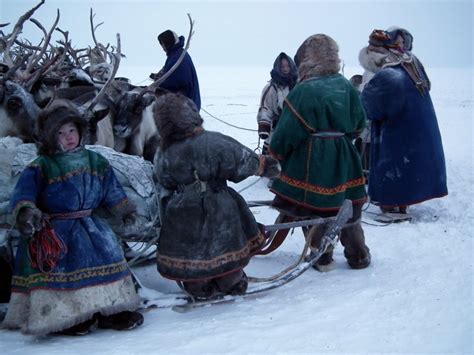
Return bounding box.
[269,74,367,211]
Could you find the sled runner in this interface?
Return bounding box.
[137,199,353,312]
[372,212,412,224]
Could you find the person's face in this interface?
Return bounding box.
[280,58,291,75]
[57,122,80,151]
[394,34,405,48]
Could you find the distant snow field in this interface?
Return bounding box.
[0,66,472,355]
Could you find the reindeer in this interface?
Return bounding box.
[0,2,119,148]
[0,75,40,142]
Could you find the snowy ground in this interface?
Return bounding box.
[0,66,472,354]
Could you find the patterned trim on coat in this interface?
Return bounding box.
[272,190,367,212]
[284,97,316,133]
[11,260,129,289]
[279,174,365,196]
[157,232,265,271]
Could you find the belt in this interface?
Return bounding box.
[46,209,93,220]
[311,131,346,138]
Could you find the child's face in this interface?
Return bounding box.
[57,122,80,151]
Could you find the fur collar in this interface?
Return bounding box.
[359,45,415,75]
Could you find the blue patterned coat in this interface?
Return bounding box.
[10,148,134,293]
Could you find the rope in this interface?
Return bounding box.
[28,219,67,273]
[236,177,263,193]
[248,226,312,283]
[201,107,258,132]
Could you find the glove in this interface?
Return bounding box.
[16,207,42,237]
[256,155,281,178]
[122,211,139,228]
[149,72,158,80]
[258,122,271,140]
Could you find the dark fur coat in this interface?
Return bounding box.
[153,93,264,281]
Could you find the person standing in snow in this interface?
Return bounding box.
[149,29,201,110]
[360,28,448,214]
[257,52,298,155]
[268,34,371,271]
[153,91,280,299]
[2,100,144,336]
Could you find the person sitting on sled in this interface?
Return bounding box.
[153,91,280,299]
[267,34,371,271]
[2,99,144,336]
[359,27,448,214]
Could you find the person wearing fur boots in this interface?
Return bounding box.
[359,28,448,214]
[268,34,371,271]
[2,99,143,336]
[153,91,280,299]
[256,52,298,156]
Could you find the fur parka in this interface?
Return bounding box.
[153,92,265,281]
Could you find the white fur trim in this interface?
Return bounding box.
[2,276,140,336]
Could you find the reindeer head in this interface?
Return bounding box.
[112,90,154,138]
[0,79,41,142]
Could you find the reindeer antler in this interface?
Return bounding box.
[2,0,45,67]
[86,33,121,115]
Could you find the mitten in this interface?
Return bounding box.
[149,72,158,80]
[256,155,281,178]
[122,211,139,228]
[116,201,139,228]
[258,122,271,140]
[16,207,42,237]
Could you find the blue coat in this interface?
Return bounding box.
[160,36,201,110]
[10,148,133,293]
[361,65,448,207]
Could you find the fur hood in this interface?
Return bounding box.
[153,91,203,150]
[294,34,340,80]
[36,99,88,156]
[358,46,388,75]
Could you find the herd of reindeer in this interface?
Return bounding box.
[0,0,194,162]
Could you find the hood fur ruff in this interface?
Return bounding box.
[358,45,416,75]
[294,34,341,80]
[36,99,88,156]
[153,91,203,150]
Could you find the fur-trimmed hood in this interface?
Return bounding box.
[358,46,389,75]
[294,34,340,80]
[359,27,415,75]
[36,99,88,156]
[153,91,203,150]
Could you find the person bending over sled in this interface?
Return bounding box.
[153,92,280,299]
[2,100,143,336]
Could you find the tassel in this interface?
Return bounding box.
[28,219,67,273]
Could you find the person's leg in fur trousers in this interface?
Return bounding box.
[97,311,144,331]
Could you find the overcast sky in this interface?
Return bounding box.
[1,0,473,72]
